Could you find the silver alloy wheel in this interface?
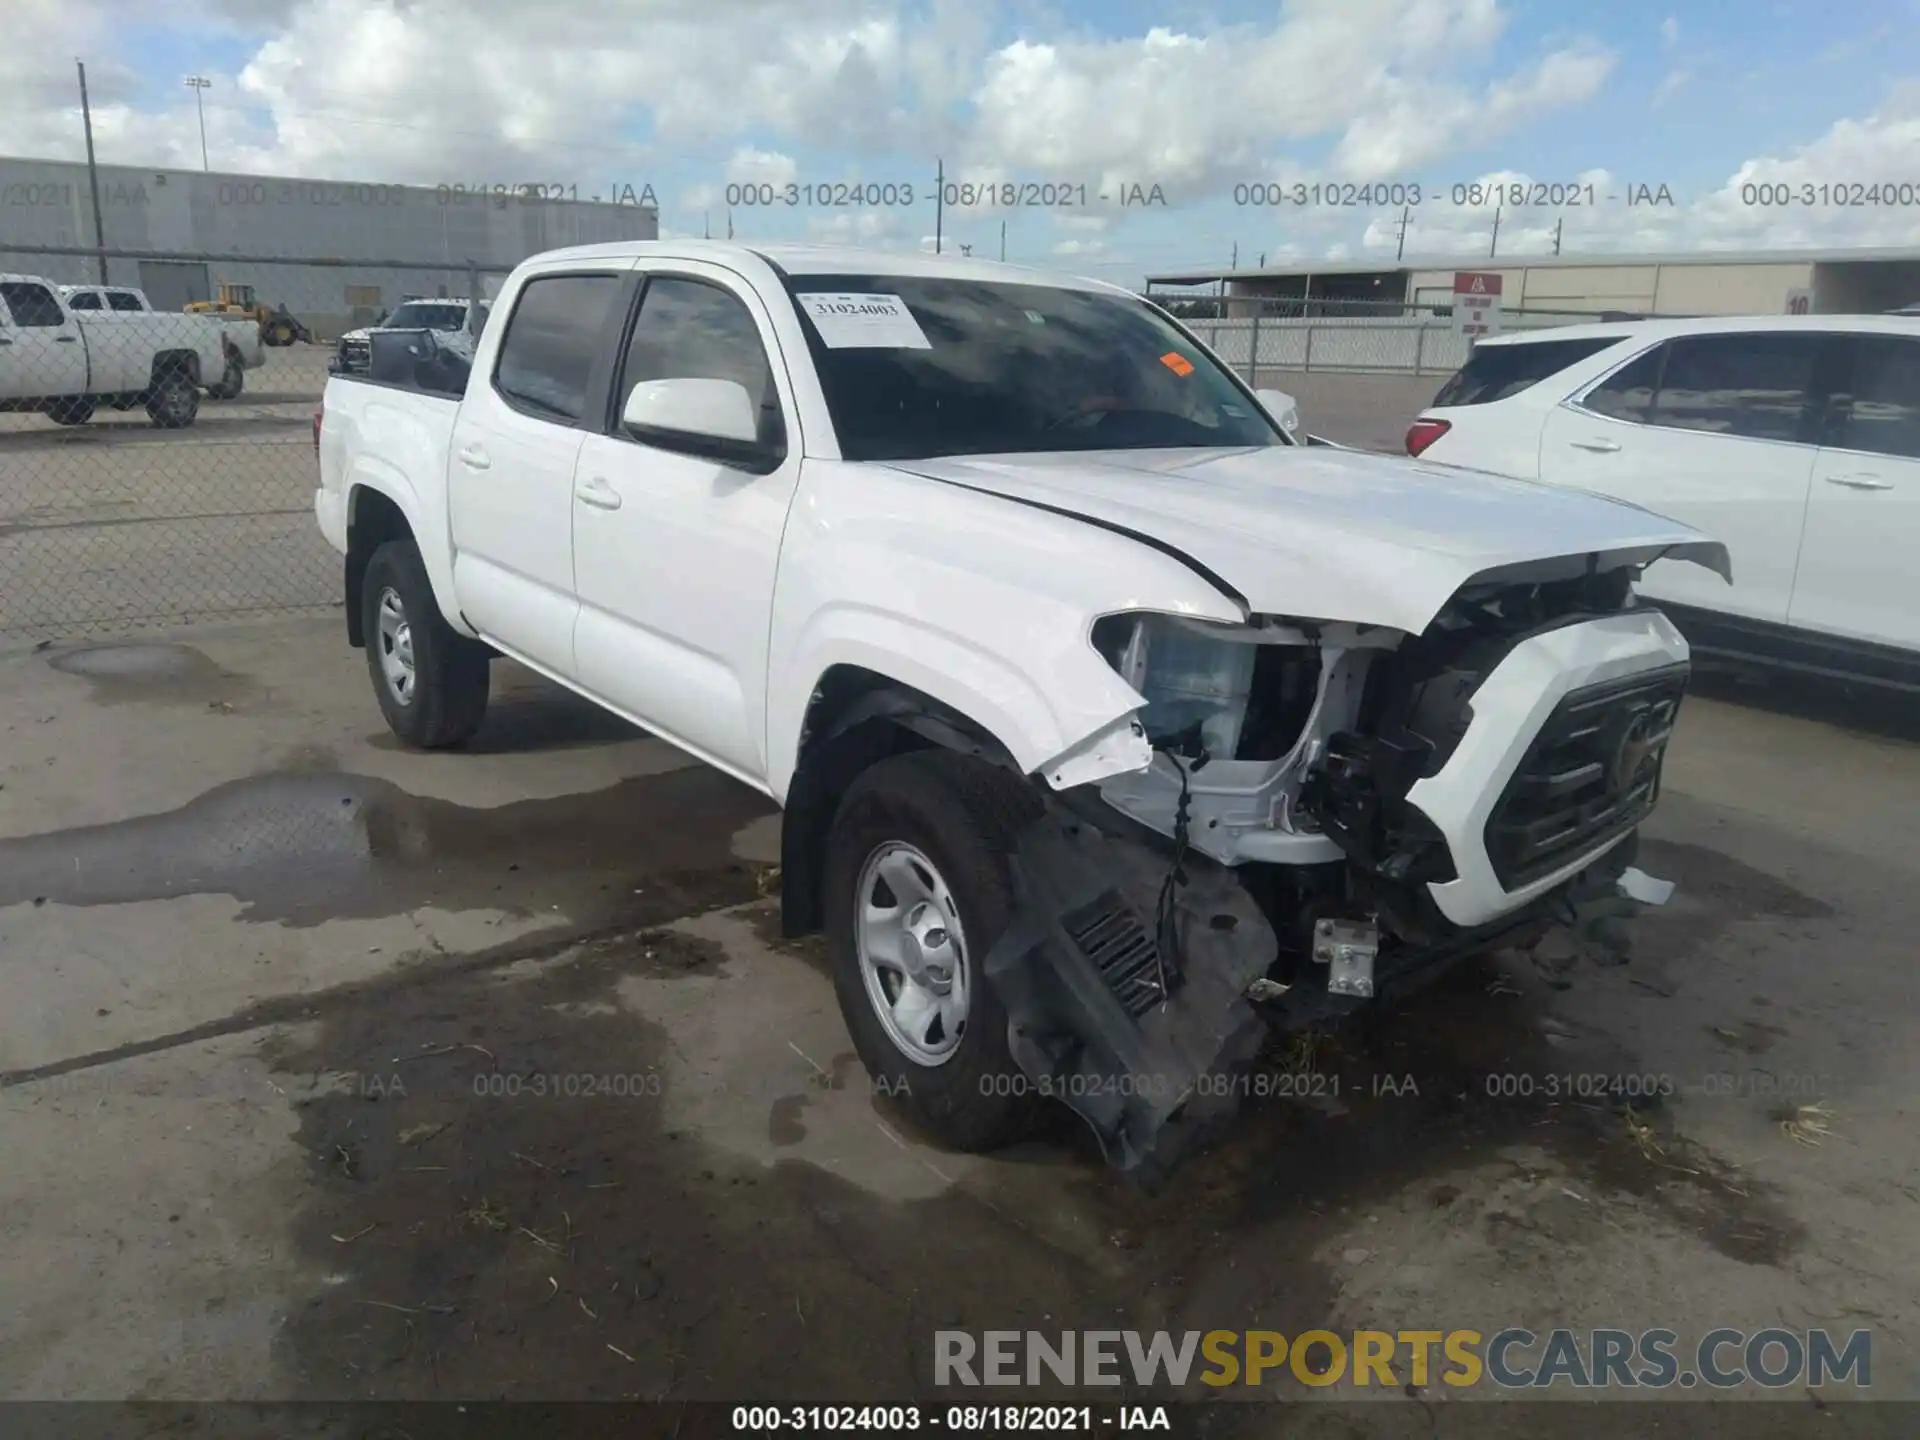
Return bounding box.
[375,586,416,706]
[855,841,970,1066]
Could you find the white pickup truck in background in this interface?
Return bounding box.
[315,241,1729,1176]
[0,274,224,426]
[59,283,265,399]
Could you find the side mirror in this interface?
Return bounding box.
[1255,387,1301,436]
[622,377,761,446]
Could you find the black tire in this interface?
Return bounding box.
[265,318,296,346]
[145,367,199,428]
[361,539,489,748]
[824,749,1042,1152]
[47,397,94,426]
[206,353,245,400]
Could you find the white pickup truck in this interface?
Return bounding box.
[59,284,265,399]
[0,274,222,426]
[315,242,1730,1174]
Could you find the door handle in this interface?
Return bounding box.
[456,444,491,471]
[1825,473,1892,491]
[1568,437,1621,453]
[575,478,623,511]
[55,335,79,343]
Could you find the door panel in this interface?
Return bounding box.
[447,269,626,672]
[0,281,87,399]
[570,267,800,782]
[1792,335,1920,650]
[1542,334,1826,623]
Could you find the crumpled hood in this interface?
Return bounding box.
[886,445,1731,635]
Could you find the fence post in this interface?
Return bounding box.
[1302,321,1314,374]
[1247,301,1262,388]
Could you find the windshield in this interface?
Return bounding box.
[782,274,1284,462]
[384,302,468,331]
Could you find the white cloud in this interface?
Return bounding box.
[3,0,1619,205]
[1652,69,1690,108]
[1358,85,1920,261]
[1,0,1914,276]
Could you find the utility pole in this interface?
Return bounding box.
[1489,202,1502,258]
[934,157,944,255]
[1395,203,1411,260]
[1552,216,1563,255]
[726,207,734,240]
[184,76,211,171]
[703,211,711,239]
[999,219,1006,262]
[76,60,109,283]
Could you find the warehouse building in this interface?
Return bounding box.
[1146,247,1920,318]
[0,155,659,338]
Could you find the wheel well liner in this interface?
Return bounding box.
[150,349,200,387]
[778,667,1026,938]
[344,488,415,648]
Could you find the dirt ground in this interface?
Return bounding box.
[1,618,1916,1432]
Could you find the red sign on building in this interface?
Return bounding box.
[1452,271,1504,338]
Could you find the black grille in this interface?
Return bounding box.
[340,338,371,372]
[1063,893,1163,1018]
[1485,663,1688,889]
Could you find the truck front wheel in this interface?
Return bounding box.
[206,352,245,400]
[823,750,1040,1152]
[361,540,490,748]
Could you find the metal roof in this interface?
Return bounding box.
[1146,245,1920,287]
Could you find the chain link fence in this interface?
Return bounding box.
[1,246,510,641]
[1152,293,1645,377]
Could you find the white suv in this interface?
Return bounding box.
[1408,315,1920,690]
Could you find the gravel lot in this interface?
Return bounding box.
[0,616,1914,1430]
[0,346,337,638]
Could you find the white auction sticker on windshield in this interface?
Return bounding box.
[797,293,931,349]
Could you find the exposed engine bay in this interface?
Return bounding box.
[982,560,1689,1177]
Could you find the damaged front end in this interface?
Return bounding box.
[983,565,1690,1177]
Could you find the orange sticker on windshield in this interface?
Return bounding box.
[1160,351,1195,376]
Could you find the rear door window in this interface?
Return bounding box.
[67,291,103,311]
[1647,333,1823,444]
[492,273,623,423]
[1826,336,1920,460]
[1431,336,1622,407]
[107,291,145,312]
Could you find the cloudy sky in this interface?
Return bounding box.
[4,0,1919,285]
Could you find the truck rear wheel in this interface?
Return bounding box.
[145,369,199,428]
[361,540,490,748]
[47,397,95,426]
[823,750,1041,1152]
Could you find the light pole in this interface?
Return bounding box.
[184,76,211,171]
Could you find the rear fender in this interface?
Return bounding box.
[344,462,470,638]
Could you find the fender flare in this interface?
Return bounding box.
[775,671,1029,939]
[342,465,470,639]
